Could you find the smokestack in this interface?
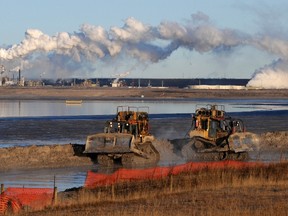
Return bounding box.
[18,69,21,82]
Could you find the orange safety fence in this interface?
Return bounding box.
[0,193,21,214]
[0,187,53,214]
[85,160,263,189]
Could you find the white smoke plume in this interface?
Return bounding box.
[246,35,288,89]
[0,12,288,84]
[247,59,288,89]
[0,13,250,78]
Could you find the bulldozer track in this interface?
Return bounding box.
[121,142,160,166]
[182,151,249,162]
[97,154,114,166]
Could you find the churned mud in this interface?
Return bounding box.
[0,131,288,171]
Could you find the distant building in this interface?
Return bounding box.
[188,85,246,90]
[0,76,16,86]
[26,80,44,87]
[81,79,93,87]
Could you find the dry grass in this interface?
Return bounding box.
[19,162,288,216]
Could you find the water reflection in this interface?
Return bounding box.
[0,165,94,192]
[0,99,287,117]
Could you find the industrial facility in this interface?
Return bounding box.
[0,64,252,89]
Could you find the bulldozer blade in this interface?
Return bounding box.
[228,132,260,153]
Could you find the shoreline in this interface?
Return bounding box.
[0,86,287,100]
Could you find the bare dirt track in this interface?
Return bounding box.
[0,86,287,100]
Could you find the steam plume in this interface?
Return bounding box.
[247,59,288,89]
[0,13,249,77]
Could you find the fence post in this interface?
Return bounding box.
[52,175,57,205]
[169,174,173,192]
[111,184,115,201]
[53,187,58,205]
[1,184,4,194]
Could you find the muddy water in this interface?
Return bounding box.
[0,113,288,147]
[0,99,287,118]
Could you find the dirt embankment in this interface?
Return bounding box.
[0,144,93,171]
[0,86,287,100]
[0,131,288,171]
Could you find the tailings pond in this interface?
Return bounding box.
[0,98,288,191]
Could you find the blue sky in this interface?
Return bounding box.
[1,0,288,84]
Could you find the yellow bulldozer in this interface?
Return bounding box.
[84,106,160,166]
[171,104,258,161]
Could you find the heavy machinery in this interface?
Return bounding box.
[84,106,160,166]
[171,104,258,161]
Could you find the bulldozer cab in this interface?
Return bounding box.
[192,105,228,140]
[190,104,248,144]
[104,106,150,139]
